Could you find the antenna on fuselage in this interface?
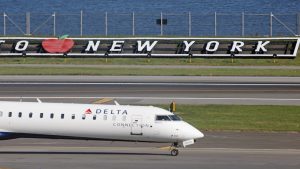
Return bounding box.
[114,100,120,106]
[169,101,176,112]
[36,98,42,103]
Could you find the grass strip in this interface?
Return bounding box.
[157,105,300,132]
[0,57,300,66]
[0,67,300,76]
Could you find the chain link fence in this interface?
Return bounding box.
[1,11,299,36]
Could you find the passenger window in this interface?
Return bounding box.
[82,114,86,120]
[72,114,75,120]
[103,115,107,120]
[8,112,12,117]
[50,113,54,119]
[29,112,33,118]
[0,111,3,117]
[156,115,171,121]
[40,113,43,118]
[18,112,22,118]
[61,114,64,119]
[112,115,116,121]
[93,115,96,120]
[122,116,126,121]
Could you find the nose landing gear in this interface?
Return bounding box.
[170,148,179,156]
[170,142,179,156]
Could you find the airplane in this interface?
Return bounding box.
[0,100,204,156]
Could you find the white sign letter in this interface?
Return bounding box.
[85,41,100,52]
[15,40,29,51]
[183,41,195,52]
[230,41,244,52]
[255,41,270,52]
[137,41,158,52]
[205,41,219,52]
[110,41,125,52]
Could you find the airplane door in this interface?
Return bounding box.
[131,115,143,135]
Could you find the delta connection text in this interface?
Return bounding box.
[92,108,151,128]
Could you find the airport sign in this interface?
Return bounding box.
[0,37,299,58]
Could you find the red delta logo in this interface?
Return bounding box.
[42,35,74,53]
[85,108,92,114]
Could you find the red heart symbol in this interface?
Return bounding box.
[42,39,74,53]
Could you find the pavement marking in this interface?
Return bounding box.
[0,82,300,86]
[1,89,300,93]
[92,98,114,104]
[0,96,300,101]
[0,146,299,154]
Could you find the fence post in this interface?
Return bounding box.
[242,12,245,36]
[26,12,30,35]
[270,12,273,37]
[214,12,217,36]
[188,12,191,36]
[3,12,6,35]
[160,12,163,36]
[297,13,300,36]
[53,12,56,36]
[80,10,83,36]
[105,12,108,36]
[132,12,135,36]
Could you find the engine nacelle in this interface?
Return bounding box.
[0,132,17,140]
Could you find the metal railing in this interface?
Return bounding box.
[1,11,300,37]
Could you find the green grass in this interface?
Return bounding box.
[157,105,300,132]
[0,56,300,66]
[1,66,300,76]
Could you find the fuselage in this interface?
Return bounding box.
[0,101,203,145]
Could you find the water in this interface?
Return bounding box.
[0,0,299,36]
[1,0,299,14]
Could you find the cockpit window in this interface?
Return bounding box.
[168,115,182,121]
[156,115,171,121]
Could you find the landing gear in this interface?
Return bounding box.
[170,142,179,156]
[170,148,179,156]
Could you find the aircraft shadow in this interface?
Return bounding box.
[0,151,170,156]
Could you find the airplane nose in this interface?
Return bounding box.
[183,122,204,140]
[194,129,204,139]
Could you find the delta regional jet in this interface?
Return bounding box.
[0,100,204,156]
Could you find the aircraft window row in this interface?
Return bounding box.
[156,115,182,121]
[4,112,127,121]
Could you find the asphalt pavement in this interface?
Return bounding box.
[0,76,299,105]
[0,131,299,169]
[0,76,299,169]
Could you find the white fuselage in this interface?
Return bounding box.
[0,101,203,145]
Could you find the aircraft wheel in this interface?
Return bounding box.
[170,149,179,156]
